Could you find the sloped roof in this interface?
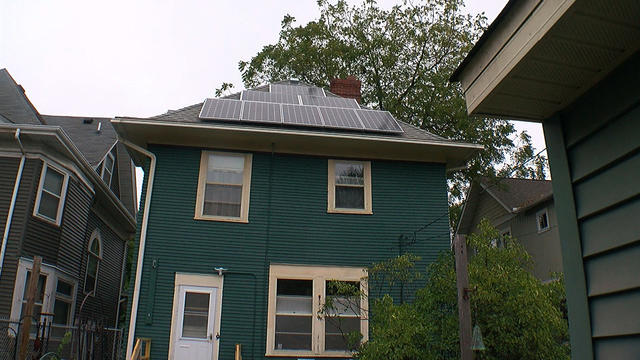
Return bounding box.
[43,115,117,167]
[0,69,42,125]
[481,177,553,212]
[150,80,449,143]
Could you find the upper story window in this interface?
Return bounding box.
[327,160,372,214]
[100,150,115,187]
[266,264,368,357]
[536,208,550,233]
[84,230,102,295]
[34,162,69,226]
[195,151,253,223]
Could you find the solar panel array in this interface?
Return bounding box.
[200,84,404,134]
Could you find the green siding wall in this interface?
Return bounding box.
[126,145,450,359]
[545,50,640,358]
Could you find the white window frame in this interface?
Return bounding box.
[266,264,368,357]
[536,208,550,233]
[84,230,102,296]
[100,150,116,187]
[195,151,253,223]
[327,159,372,215]
[10,258,77,331]
[33,162,69,226]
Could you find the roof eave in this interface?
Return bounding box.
[112,117,482,169]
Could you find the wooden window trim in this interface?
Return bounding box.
[327,159,372,215]
[265,264,369,358]
[194,151,252,223]
[33,161,70,226]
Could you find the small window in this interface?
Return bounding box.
[84,231,102,295]
[536,208,550,233]
[182,292,210,338]
[327,160,372,214]
[195,151,252,222]
[34,163,69,225]
[53,279,74,325]
[267,265,368,357]
[100,150,115,187]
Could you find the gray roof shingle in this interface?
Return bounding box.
[0,69,42,125]
[482,177,553,212]
[43,115,117,167]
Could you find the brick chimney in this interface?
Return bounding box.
[330,76,361,103]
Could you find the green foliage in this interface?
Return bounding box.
[56,331,72,357]
[236,0,532,228]
[357,220,569,360]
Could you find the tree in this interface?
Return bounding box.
[235,0,535,229]
[499,131,548,180]
[356,219,569,360]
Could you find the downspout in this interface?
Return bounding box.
[119,139,156,360]
[0,129,26,280]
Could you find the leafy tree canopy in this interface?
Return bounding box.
[356,219,569,359]
[235,0,534,220]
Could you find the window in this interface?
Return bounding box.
[53,279,74,325]
[195,151,252,222]
[34,162,69,225]
[536,208,550,233]
[327,160,372,214]
[100,150,115,187]
[10,258,77,336]
[266,265,368,357]
[84,230,102,295]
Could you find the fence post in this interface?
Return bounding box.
[19,256,42,360]
[454,235,472,360]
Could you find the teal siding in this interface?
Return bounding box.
[545,50,640,358]
[127,146,450,359]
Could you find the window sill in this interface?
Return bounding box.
[537,227,550,234]
[193,215,249,223]
[327,208,373,215]
[265,350,354,358]
[33,213,61,227]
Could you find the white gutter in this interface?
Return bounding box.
[0,129,26,280]
[120,139,156,360]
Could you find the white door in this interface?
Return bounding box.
[172,285,218,359]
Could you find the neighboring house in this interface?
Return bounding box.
[113,78,481,359]
[0,69,137,339]
[451,1,640,358]
[457,178,561,281]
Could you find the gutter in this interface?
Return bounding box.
[0,124,136,230]
[0,129,26,280]
[119,139,156,360]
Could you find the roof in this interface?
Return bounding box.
[481,177,553,212]
[457,177,553,236]
[0,69,42,125]
[43,115,117,167]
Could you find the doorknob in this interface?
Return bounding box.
[216,333,221,340]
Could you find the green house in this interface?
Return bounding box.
[113,80,480,359]
[451,1,640,358]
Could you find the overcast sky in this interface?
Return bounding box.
[1,0,544,197]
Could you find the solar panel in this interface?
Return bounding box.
[300,95,359,109]
[318,107,364,130]
[199,98,242,121]
[242,90,300,104]
[282,104,323,127]
[271,84,324,96]
[241,101,282,124]
[356,109,404,133]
